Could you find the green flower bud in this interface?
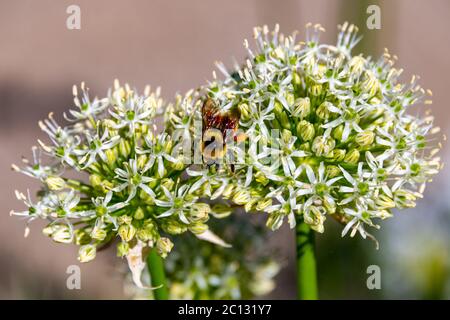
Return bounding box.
[89,174,103,189]
[91,227,107,241]
[238,103,251,121]
[255,171,269,186]
[299,142,310,152]
[134,207,145,220]
[211,203,232,218]
[266,212,283,231]
[222,184,235,198]
[376,194,396,209]
[161,178,175,191]
[78,244,96,263]
[105,148,117,168]
[361,70,379,96]
[244,198,258,212]
[156,237,174,258]
[326,165,341,178]
[286,93,295,106]
[281,129,292,144]
[316,102,332,120]
[348,56,366,77]
[45,176,66,191]
[137,155,147,170]
[232,189,251,205]
[117,215,133,225]
[296,120,315,141]
[276,110,291,130]
[293,71,301,86]
[116,241,129,257]
[50,225,72,243]
[332,149,346,162]
[355,130,375,146]
[118,224,136,242]
[304,206,325,233]
[343,148,360,164]
[292,97,310,118]
[119,139,131,158]
[332,124,344,141]
[162,220,188,234]
[74,229,91,245]
[170,156,185,171]
[312,135,335,157]
[188,222,208,235]
[394,189,417,208]
[309,84,322,96]
[136,227,156,242]
[190,203,210,221]
[256,198,272,211]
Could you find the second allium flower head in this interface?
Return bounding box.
[11,22,442,280]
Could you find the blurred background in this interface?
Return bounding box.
[0,0,449,299]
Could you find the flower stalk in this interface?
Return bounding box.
[147,248,169,300]
[296,216,318,300]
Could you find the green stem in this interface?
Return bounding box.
[147,249,169,300]
[296,216,318,300]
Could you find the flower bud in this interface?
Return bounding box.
[355,130,375,146]
[117,215,133,225]
[375,194,396,209]
[332,124,344,141]
[45,176,66,191]
[238,103,250,121]
[332,149,346,162]
[255,171,269,186]
[188,222,208,235]
[312,135,335,157]
[74,229,91,245]
[266,212,283,231]
[190,203,210,221]
[118,224,136,242]
[256,198,272,211]
[137,155,147,170]
[244,198,258,212]
[304,207,325,233]
[326,165,341,178]
[316,102,332,120]
[170,156,185,171]
[361,70,379,96]
[116,241,129,257]
[51,225,73,243]
[348,56,366,77]
[134,207,145,220]
[89,174,103,190]
[105,148,117,168]
[293,72,301,86]
[232,189,251,205]
[162,220,188,234]
[78,244,96,263]
[211,203,233,218]
[156,237,174,258]
[91,226,107,241]
[160,178,175,191]
[343,148,360,164]
[309,84,322,96]
[292,97,310,118]
[119,139,131,158]
[296,120,315,141]
[281,129,292,144]
[222,184,235,198]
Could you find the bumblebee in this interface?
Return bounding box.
[201,98,245,170]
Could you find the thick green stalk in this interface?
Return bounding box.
[296,217,318,300]
[147,248,169,300]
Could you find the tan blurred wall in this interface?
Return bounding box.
[0,0,449,299]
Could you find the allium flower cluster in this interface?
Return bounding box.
[199,23,443,241]
[11,81,231,282]
[125,217,280,299]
